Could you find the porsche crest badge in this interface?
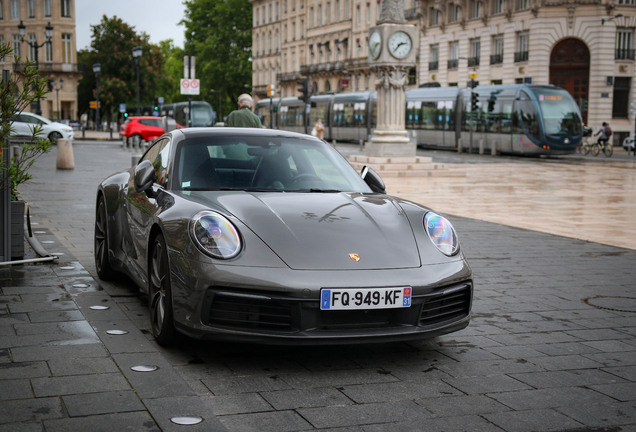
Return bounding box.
[349,253,360,262]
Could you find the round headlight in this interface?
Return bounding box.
[424,212,459,256]
[190,211,241,259]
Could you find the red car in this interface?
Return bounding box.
[120,117,182,145]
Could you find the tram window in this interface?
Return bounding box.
[421,102,437,130]
[500,100,513,134]
[442,100,454,131]
[371,102,377,128]
[517,91,540,141]
[313,104,328,126]
[485,99,501,133]
[354,102,366,127]
[343,103,355,127]
[406,102,416,129]
[531,87,582,136]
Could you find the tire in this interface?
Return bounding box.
[48,131,62,144]
[592,144,600,156]
[581,144,591,155]
[94,197,115,280]
[149,234,178,345]
[604,143,613,157]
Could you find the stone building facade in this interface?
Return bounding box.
[0,0,81,121]
[252,0,635,141]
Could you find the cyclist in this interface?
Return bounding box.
[595,122,611,148]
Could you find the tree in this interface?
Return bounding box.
[156,40,186,105]
[77,16,166,123]
[182,0,253,119]
[0,44,52,201]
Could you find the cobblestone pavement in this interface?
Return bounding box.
[1,140,635,431]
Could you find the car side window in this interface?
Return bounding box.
[140,138,171,187]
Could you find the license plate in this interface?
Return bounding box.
[320,287,412,310]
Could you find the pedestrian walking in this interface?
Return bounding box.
[313,119,325,138]
[226,94,262,128]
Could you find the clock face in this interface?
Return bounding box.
[388,31,412,59]
[369,31,382,59]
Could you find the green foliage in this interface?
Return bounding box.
[157,40,187,104]
[0,43,53,201]
[182,0,253,119]
[77,15,167,120]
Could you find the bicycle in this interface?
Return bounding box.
[580,126,593,155]
[591,139,613,157]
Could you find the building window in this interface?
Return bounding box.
[336,0,340,21]
[448,41,459,69]
[346,0,350,18]
[430,8,441,25]
[517,0,529,9]
[493,0,505,14]
[285,0,288,13]
[469,38,480,66]
[356,4,360,25]
[301,20,304,39]
[429,44,439,70]
[11,0,19,19]
[491,35,504,64]
[0,1,3,20]
[613,77,630,118]
[276,2,279,19]
[491,79,503,85]
[292,22,296,40]
[28,0,35,18]
[327,2,331,24]
[618,0,634,4]
[471,0,482,17]
[366,2,371,22]
[0,36,3,61]
[28,34,37,60]
[12,34,20,57]
[377,0,381,20]
[449,3,461,22]
[269,32,272,54]
[292,0,296,11]
[356,41,361,57]
[616,29,635,60]
[318,4,323,25]
[310,7,314,26]
[515,77,532,84]
[515,32,529,62]
[62,34,72,63]
[61,0,71,17]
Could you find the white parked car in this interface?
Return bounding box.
[623,136,635,152]
[9,112,74,144]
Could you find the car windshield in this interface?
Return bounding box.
[173,135,372,193]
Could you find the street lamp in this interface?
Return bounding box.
[210,89,222,125]
[93,63,101,131]
[17,21,54,116]
[132,46,143,116]
[602,13,623,25]
[52,79,63,121]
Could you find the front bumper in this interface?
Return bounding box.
[168,253,473,344]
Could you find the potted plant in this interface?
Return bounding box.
[0,43,52,260]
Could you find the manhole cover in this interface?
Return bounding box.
[582,296,636,313]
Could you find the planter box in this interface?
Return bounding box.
[11,200,25,260]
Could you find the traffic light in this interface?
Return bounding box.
[153,97,159,111]
[267,84,275,97]
[297,78,309,104]
[579,98,588,113]
[124,112,129,118]
[488,97,495,113]
[471,91,478,111]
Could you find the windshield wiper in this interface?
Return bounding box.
[290,188,341,193]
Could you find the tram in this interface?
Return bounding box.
[126,101,215,127]
[255,84,582,155]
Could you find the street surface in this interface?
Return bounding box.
[1,138,635,431]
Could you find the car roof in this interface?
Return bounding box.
[129,116,160,120]
[174,127,321,141]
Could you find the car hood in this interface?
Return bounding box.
[192,191,421,270]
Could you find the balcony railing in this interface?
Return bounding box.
[276,72,303,82]
[13,62,86,73]
[616,49,635,60]
[490,54,503,65]
[428,61,439,71]
[253,84,269,94]
[300,58,368,76]
[467,56,480,67]
[514,51,529,62]
[448,59,459,69]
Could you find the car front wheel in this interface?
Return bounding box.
[48,131,62,144]
[149,234,178,345]
[94,197,115,279]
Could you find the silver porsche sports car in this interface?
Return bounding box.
[95,128,472,345]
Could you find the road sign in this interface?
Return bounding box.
[89,101,101,109]
[180,79,200,95]
[119,103,126,113]
[158,97,164,104]
[469,72,478,80]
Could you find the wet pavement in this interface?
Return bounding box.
[1,140,635,431]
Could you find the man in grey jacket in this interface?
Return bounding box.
[226,94,262,128]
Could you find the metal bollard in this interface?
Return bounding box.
[457,138,463,153]
[131,154,140,167]
[479,139,484,155]
[491,141,497,156]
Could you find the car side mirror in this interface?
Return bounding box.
[361,165,385,194]
[134,160,156,195]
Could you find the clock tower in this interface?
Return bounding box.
[365,0,418,157]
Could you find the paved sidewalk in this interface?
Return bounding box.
[1,141,635,431]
